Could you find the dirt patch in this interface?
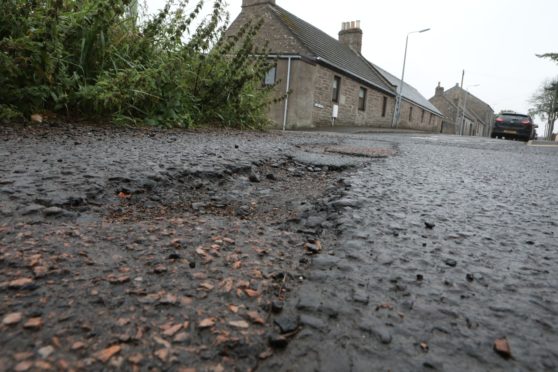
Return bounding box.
[0,145,346,371]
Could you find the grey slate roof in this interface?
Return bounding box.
[372,64,443,115]
[268,4,442,116]
[268,5,393,94]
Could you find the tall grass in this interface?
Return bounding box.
[0,0,277,129]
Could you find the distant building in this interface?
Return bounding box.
[429,83,494,136]
[226,0,443,130]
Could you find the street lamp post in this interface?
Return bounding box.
[392,28,431,128]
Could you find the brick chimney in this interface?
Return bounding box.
[435,82,444,96]
[339,21,363,54]
[242,0,275,7]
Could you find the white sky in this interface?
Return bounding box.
[148,0,558,135]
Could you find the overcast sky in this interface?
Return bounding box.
[148,0,558,135]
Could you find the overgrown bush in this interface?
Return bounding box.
[0,0,278,129]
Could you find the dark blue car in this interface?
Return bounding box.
[491,112,535,142]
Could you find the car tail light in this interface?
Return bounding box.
[521,119,531,125]
[495,117,504,122]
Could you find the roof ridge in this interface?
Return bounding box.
[270,4,351,57]
[267,4,394,94]
[360,57,397,90]
[265,3,316,58]
[440,95,482,121]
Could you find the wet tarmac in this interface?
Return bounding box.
[1,124,557,371]
[263,134,558,371]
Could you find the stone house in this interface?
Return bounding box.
[429,83,494,136]
[226,0,443,130]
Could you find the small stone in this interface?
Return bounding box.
[444,259,457,267]
[258,349,274,360]
[38,345,55,358]
[162,323,182,337]
[159,293,177,305]
[155,348,169,362]
[353,290,370,305]
[107,274,130,284]
[235,205,251,217]
[249,173,261,183]
[23,317,43,330]
[274,315,299,334]
[191,202,206,211]
[71,341,86,351]
[109,356,125,369]
[198,318,216,328]
[304,240,322,255]
[153,264,167,274]
[229,320,250,329]
[494,338,512,359]
[94,345,121,363]
[20,204,44,216]
[8,278,34,289]
[466,273,474,282]
[268,334,289,349]
[128,354,144,365]
[14,361,33,372]
[173,332,190,343]
[118,334,131,343]
[43,207,65,216]
[266,173,277,181]
[378,330,392,344]
[34,361,54,370]
[424,222,436,229]
[2,312,23,325]
[416,274,424,281]
[271,301,284,314]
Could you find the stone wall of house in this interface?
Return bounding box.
[310,64,394,127]
[398,101,441,132]
[264,59,318,129]
[432,85,493,136]
[227,2,443,131]
[225,4,310,56]
[429,95,458,134]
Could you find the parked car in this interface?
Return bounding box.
[491,112,535,141]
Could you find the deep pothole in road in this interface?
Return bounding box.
[105,158,345,228]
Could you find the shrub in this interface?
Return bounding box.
[0,0,277,129]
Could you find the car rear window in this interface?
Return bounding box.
[500,114,529,121]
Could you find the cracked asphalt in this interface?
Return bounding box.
[1,124,557,371]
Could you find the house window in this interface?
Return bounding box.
[429,113,433,124]
[332,76,341,102]
[421,109,425,123]
[382,96,387,117]
[358,87,367,111]
[263,66,276,86]
[409,107,413,121]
